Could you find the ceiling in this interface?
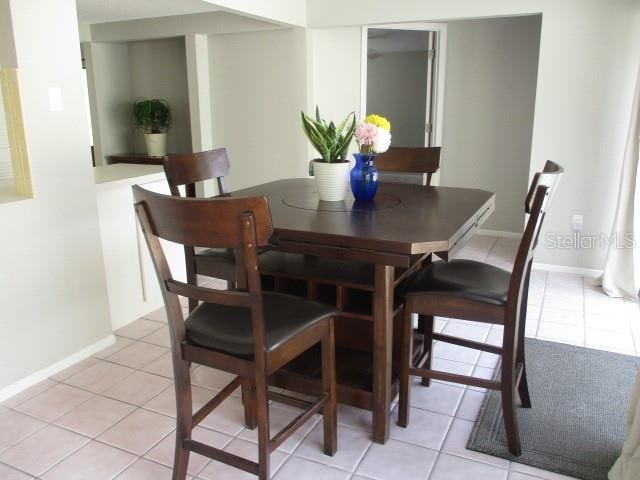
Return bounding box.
[76,0,221,24]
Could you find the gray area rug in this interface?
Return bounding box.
[467,339,639,480]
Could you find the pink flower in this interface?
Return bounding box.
[355,122,377,146]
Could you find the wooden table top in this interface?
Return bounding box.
[230,179,495,257]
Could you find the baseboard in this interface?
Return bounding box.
[476,229,523,239]
[532,262,602,278]
[0,334,116,402]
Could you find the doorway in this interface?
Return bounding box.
[362,24,446,150]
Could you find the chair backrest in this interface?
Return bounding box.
[375,146,441,186]
[132,184,273,360]
[163,148,231,198]
[507,160,564,325]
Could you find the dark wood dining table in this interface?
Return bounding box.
[229,178,495,443]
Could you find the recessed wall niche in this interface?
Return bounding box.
[84,36,192,166]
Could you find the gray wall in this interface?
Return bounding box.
[440,15,542,233]
[129,37,191,154]
[85,42,132,165]
[367,51,428,147]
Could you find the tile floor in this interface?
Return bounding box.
[1,234,638,480]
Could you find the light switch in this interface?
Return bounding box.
[48,87,63,112]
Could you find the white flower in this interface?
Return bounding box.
[372,127,391,153]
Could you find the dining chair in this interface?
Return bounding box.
[133,185,338,480]
[375,146,441,186]
[163,149,240,312]
[396,160,564,456]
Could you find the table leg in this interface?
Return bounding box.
[372,264,394,443]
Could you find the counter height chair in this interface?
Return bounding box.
[376,146,441,186]
[133,185,337,480]
[397,161,564,456]
[164,149,235,312]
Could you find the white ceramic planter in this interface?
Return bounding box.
[313,160,350,201]
[144,133,167,157]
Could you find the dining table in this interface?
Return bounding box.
[229,178,495,444]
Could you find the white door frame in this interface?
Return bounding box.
[360,22,448,152]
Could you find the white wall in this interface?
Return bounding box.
[440,16,541,233]
[367,51,428,147]
[129,37,191,154]
[209,28,309,190]
[0,0,112,389]
[84,42,132,166]
[307,0,640,271]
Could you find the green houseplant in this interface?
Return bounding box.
[132,98,172,157]
[301,107,356,201]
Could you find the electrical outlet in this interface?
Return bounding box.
[48,87,63,112]
[572,214,583,231]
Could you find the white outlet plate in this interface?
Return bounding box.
[572,214,583,231]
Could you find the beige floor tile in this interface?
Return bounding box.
[198,437,288,480]
[97,409,175,455]
[198,395,246,436]
[0,463,35,479]
[103,371,173,406]
[356,439,437,480]
[107,342,168,370]
[142,307,168,324]
[40,440,136,480]
[142,351,174,379]
[442,321,490,342]
[441,418,509,468]
[433,341,480,365]
[336,403,372,433]
[53,395,136,437]
[64,361,134,393]
[274,456,350,480]
[2,378,58,408]
[115,318,164,340]
[145,425,232,475]
[238,403,320,453]
[389,406,452,450]
[0,425,89,476]
[190,365,239,392]
[509,462,580,479]
[143,384,214,418]
[50,356,99,382]
[408,380,464,416]
[140,325,171,348]
[14,383,92,422]
[539,308,584,327]
[537,322,584,345]
[585,327,635,353]
[455,389,485,421]
[0,410,46,451]
[293,423,370,472]
[116,458,174,479]
[508,472,546,480]
[94,337,134,359]
[430,453,507,480]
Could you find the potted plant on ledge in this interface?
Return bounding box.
[302,107,356,201]
[132,98,172,157]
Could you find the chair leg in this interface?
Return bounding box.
[518,363,532,409]
[241,379,258,429]
[173,360,193,480]
[255,373,270,480]
[419,314,434,387]
[321,319,337,456]
[501,363,522,456]
[398,305,414,428]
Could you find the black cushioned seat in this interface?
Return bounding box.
[401,259,511,306]
[185,292,337,357]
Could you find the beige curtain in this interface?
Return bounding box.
[609,371,640,480]
[601,65,640,300]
